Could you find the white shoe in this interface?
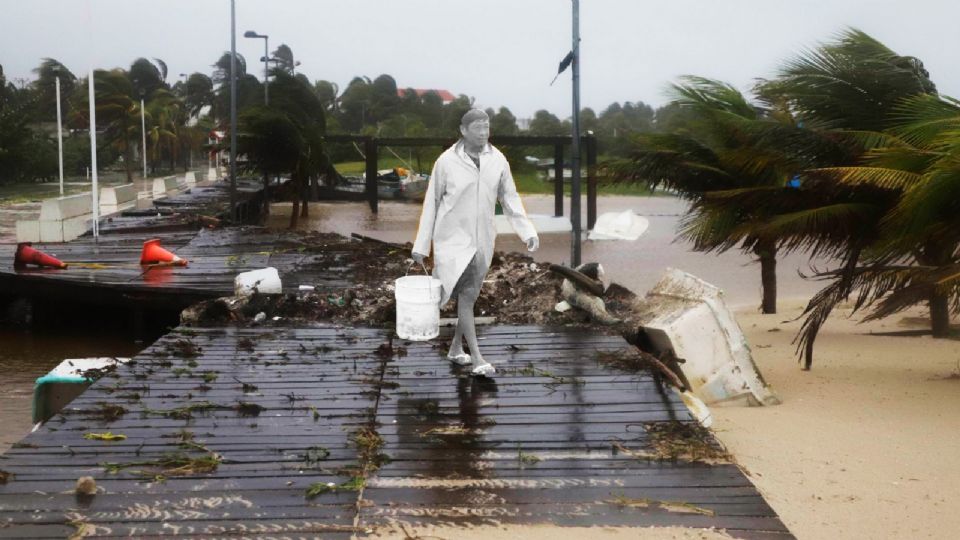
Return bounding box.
[447,352,472,366]
[471,363,496,377]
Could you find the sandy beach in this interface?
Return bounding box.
[714,302,960,540]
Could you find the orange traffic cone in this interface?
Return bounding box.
[140,238,188,266]
[15,242,68,269]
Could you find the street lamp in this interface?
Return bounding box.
[244,30,269,105]
[179,73,192,169]
[140,89,147,179]
[52,66,65,195]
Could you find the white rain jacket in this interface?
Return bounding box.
[413,140,538,306]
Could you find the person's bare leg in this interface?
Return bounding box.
[460,296,494,376]
[447,306,469,364]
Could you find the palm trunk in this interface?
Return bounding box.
[123,139,133,183]
[929,290,951,337]
[757,239,778,314]
[918,241,954,338]
[289,173,300,229]
[300,176,309,218]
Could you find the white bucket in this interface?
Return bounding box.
[395,271,442,341]
[235,267,282,297]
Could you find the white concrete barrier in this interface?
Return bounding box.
[152,176,180,199]
[99,183,138,215]
[39,193,90,221]
[15,221,40,243]
[184,171,197,187]
[207,167,218,181]
[15,192,94,242]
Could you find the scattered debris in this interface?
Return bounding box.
[518,448,542,465]
[303,446,331,465]
[84,403,128,422]
[640,421,731,463]
[305,476,365,498]
[0,470,12,484]
[75,476,97,495]
[605,493,715,516]
[164,339,202,358]
[83,432,127,441]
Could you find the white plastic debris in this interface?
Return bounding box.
[253,312,266,323]
[235,267,282,297]
[638,268,781,406]
[588,209,649,241]
[298,285,315,291]
[554,300,572,312]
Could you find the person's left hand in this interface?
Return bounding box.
[525,236,539,252]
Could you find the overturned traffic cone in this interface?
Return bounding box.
[15,242,68,269]
[140,238,188,266]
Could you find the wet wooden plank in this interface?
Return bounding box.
[0,325,792,538]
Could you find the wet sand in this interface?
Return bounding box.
[715,302,960,540]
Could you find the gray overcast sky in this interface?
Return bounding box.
[2,0,958,119]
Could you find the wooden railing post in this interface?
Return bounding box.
[586,134,597,230]
[364,137,378,214]
[553,143,564,217]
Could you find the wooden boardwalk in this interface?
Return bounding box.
[0,325,793,538]
[0,227,355,309]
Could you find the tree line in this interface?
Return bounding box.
[1,45,670,189]
[607,28,958,365]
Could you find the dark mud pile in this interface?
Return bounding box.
[183,233,638,333]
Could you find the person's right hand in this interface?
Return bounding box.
[411,252,426,264]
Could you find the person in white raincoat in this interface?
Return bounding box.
[412,109,539,376]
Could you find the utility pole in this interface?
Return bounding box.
[570,0,582,267]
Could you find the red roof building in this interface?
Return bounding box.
[397,88,456,104]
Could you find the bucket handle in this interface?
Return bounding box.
[405,260,430,276]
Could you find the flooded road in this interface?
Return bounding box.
[266,194,827,307]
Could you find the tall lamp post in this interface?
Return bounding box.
[569,0,582,267]
[179,73,192,169]
[52,68,65,196]
[140,89,147,179]
[244,30,269,106]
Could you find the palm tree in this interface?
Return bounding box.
[799,94,960,340]
[71,69,141,182]
[607,76,837,314]
[238,71,326,227]
[757,28,943,366]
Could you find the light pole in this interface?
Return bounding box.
[570,0,582,267]
[53,68,65,196]
[179,73,192,169]
[140,89,147,179]
[244,30,269,106]
[229,0,238,220]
